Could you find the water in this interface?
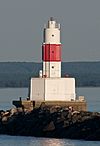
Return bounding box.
[0,87,100,145]
[0,88,28,110]
[77,87,100,112]
[0,135,99,146]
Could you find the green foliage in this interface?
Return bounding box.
[0,62,100,87]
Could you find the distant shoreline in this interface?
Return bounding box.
[0,62,100,87]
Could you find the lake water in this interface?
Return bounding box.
[0,87,100,145]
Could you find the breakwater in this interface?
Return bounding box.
[0,106,100,141]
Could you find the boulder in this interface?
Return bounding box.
[43,121,55,132]
[0,106,100,140]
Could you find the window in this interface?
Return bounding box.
[52,34,54,37]
[52,66,54,69]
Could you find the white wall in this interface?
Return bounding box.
[30,77,76,101]
[43,62,61,77]
[30,78,45,101]
[45,78,76,101]
[44,28,60,44]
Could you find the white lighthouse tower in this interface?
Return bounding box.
[42,17,61,78]
[30,18,76,101]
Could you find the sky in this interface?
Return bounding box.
[0,0,100,62]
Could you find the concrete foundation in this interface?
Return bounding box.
[12,100,87,111]
[30,78,76,101]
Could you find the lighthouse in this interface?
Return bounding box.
[13,17,87,111]
[30,18,76,101]
[42,17,61,78]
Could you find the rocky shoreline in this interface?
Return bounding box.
[0,106,100,141]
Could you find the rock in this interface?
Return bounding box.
[2,111,10,117]
[63,120,69,127]
[0,106,100,140]
[43,121,55,132]
[0,110,5,117]
[2,116,8,123]
[10,108,18,115]
[72,111,80,115]
[50,106,61,113]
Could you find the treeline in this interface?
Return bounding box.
[0,62,100,87]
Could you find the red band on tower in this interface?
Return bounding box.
[42,44,61,61]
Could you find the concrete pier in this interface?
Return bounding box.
[12,100,87,111]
